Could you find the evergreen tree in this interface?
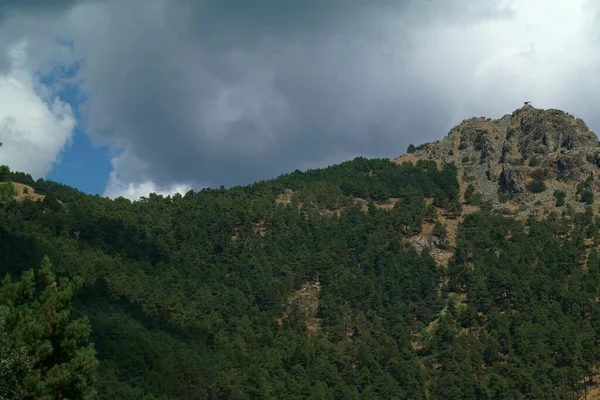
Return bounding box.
[432,221,448,247]
[0,256,98,399]
[0,143,16,203]
[553,190,566,207]
[581,190,594,204]
[424,204,438,222]
[464,184,481,205]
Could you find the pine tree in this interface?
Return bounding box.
[432,221,448,248]
[553,190,566,207]
[0,256,98,399]
[0,142,16,203]
[424,204,438,222]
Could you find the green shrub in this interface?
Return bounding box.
[528,156,539,167]
[527,180,546,193]
[529,168,546,181]
[553,190,566,207]
[425,204,438,222]
[499,144,510,163]
[432,221,448,247]
[464,184,481,205]
[581,190,594,204]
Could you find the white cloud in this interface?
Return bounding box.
[0,40,75,178]
[102,151,192,201]
[103,171,192,201]
[404,0,600,123]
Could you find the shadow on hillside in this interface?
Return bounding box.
[0,226,47,278]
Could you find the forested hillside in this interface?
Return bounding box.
[2,135,600,398]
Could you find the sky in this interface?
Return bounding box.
[0,0,599,200]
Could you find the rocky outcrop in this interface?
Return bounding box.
[516,108,597,154]
[498,167,527,195]
[276,188,293,205]
[556,152,585,181]
[393,104,600,217]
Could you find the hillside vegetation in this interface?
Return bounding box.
[2,108,600,399]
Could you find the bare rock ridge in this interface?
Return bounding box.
[393,104,600,217]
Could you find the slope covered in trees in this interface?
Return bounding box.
[1,152,600,399]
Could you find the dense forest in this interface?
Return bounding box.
[1,154,600,399]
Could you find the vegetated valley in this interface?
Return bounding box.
[3,105,600,399]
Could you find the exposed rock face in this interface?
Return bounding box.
[517,108,596,153]
[498,167,527,195]
[556,153,585,181]
[276,188,294,205]
[393,104,600,217]
[485,162,498,182]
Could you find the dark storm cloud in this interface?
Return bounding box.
[0,0,85,21]
[57,0,516,191]
[0,0,91,75]
[6,0,596,197]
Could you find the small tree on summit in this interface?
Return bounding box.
[407,144,416,154]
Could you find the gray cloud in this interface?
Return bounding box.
[68,0,514,189]
[0,0,86,28]
[1,0,599,196]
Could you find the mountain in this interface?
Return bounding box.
[1,106,600,399]
[396,104,600,217]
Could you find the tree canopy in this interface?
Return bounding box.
[0,155,599,398]
[0,256,98,399]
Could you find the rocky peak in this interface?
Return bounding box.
[394,105,600,217]
[511,106,597,155]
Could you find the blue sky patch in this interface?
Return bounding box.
[40,58,111,195]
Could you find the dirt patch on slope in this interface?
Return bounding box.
[579,369,600,399]
[276,188,294,205]
[5,182,45,202]
[278,281,322,333]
